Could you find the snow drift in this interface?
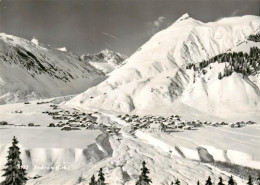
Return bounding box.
[67,14,260,120]
[0,132,111,179]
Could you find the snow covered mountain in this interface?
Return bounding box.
[68,14,260,121]
[80,49,127,74]
[0,33,125,104]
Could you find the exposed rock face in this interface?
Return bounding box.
[80,49,127,74]
[197,147,214,163]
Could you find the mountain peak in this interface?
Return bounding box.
[175,13,190,23]
[100,48,115,55]
[31,37,39,46]
[79,49,127,74]
[57,47,68,52]
[67,15,260,119]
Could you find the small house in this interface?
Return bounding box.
[28,123,35,127]
[61,126,72,131]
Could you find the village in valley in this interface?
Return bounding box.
[0,99,256,137]
[1,1,260,184]
[1,99,259,184]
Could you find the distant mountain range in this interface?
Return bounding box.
[0,33,126,104]
[80,49,127,74]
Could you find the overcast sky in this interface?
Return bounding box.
[0,0,259,56]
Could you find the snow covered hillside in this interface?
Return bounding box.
[0,34,125,104]
[0,99,111,181]
[80,49,127,74]
[68,14,260,121]
[1,101,258,184]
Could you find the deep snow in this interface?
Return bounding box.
[0,100,259,184]
[67,15,260,121]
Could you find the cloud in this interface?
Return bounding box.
[101,32,119,40]
[154,16,166,27]
[146,16,169,36]
[231,9,239,16]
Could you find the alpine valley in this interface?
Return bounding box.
[0,33,126,104]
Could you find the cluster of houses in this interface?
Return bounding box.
[0,121,8,125]
[118,114,256,133]
[230,121,255,128]
[98,121,121,135]
[42,104,121,134]
[0,121,40,127]
[36,101,50,105]
[42,105,98,131]
[1,101,256,135]
[118,114,203,133]
[27,123,41,127]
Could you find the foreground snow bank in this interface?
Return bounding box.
[135,124,260,170]
[27,132,249,185]
[0,128,111,180]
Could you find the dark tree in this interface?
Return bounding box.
[248,34,260,42]
[228,175,235,185]
[205,176,212,185]
[97,168,105,185]
[1,136,27,185]
[77,176,84,184]
[247,175,253,185]
[218,177,225,185]
[175,178,180,185]
[218,72,222,80]
[136,161,152,185]
[89,175,96,185]
[257,176,260,185]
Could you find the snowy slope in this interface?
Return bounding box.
[80,49,127,74]
[0,127,105,180]
[135,126,260,170]
[25,132,249,185]
[0,33,125,104]
[68,15,260,121]
[0,101,258,184]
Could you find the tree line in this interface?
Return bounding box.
[248,34,260,42]
[186,47,260,80]
[1,137,260,185]
[88,161,259,185]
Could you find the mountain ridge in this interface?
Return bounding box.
[80,49,127,74]
[0,33,126,104]
[67,15,260,121]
